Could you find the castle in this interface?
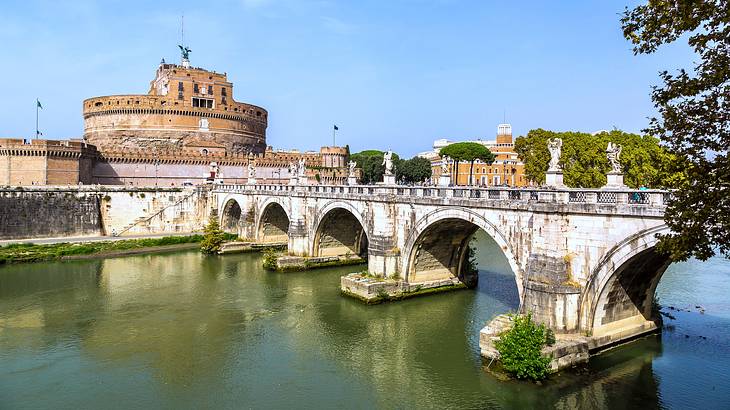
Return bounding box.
[1,52,349,186]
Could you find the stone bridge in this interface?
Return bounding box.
[212,183,671,351]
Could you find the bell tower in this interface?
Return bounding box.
[496,123,512,145]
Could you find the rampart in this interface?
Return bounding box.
[0,187,208,240]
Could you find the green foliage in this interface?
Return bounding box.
[0,235,205,265]
[622,1,730,261]
[262,249,280,270]
[514,129,683,188]
[350,150,401,184]
[200,211,226,254]
[439,142,495,185]
[494,313,552,380]
[396,156,432,184]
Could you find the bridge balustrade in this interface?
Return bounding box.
[211,183,669,208]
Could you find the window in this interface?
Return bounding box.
[193,83,199,93]
[178,82,183,91]
[192,97,214,108]
[208,86,213,95]
[221,87,227,97]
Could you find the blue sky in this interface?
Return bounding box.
[0,0,693,157]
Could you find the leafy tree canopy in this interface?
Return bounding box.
[396,156,432,184]
[622,0,729,261]
[514,129,683,189]
[350,150,400,184]
[439,142,495,164]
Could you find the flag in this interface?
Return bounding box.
[37,99,43,109]
[333,125,338,131]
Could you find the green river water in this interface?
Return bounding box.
[1,242,729,409]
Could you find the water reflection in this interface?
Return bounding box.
[0,250,728,409]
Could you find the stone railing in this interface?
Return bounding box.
[213,183,671,208]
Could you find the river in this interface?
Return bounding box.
[0,243,728,409]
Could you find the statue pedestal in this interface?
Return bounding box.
[289,177,298,185]
[383,175,396,185]
[603,172,626,189]
[298,176,309,185]
[545,170,565,188]
[439,175,451,187]
[246,178,257,185]
[347,176,357,186]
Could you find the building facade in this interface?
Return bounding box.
[83,61,267,155]
[420,124,528,187]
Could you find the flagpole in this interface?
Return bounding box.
[35,99,39,139]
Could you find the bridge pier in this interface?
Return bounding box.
[287,219,309,256]
[367,234,400,278]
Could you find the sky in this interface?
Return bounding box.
[0,0,694,157]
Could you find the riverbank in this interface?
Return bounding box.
[0,234,235,264]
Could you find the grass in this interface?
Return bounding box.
[0,233,235,265]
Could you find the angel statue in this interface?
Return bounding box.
[247,162,256,179]
[382,151,394,176]
[298,158,306,177]
[441,155,450,175]
[289,161,297,177]
[606,142,622,174]
[178,45,192,60]
[547,138,563,171]
[348,160,357,178]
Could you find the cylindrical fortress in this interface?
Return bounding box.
[83,63,267,154]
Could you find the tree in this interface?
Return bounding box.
[200,210,226,254]
[622,1,729,261]
[439,142,495,186]
[494,313,553,380]
[514,129,681,189]
[397,156,432,184]
[350,150,400,184]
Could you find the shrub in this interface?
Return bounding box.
[494,313,552,380]
[200,211,226,254]
[262,249,279,270]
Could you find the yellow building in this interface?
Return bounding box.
[421,124,528,187]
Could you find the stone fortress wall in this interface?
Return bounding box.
[0,187,208,240]
[0,139,98,186]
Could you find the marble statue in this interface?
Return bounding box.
[348,161,356,178]
[547,138,563,171]
[382,151,394,176]
[247,161,256,178]
[606,142,622,174]
[298,158,306,177]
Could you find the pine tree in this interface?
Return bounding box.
[200,210,226,254]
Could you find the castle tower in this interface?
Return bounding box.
[496,123,512,145]
[83,55,267,154]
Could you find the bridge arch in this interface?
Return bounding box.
[579,224,672,340]
[255,198,291,243]
[310,201,370,258]
[220,197,243,234]
[402,207,523,298]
